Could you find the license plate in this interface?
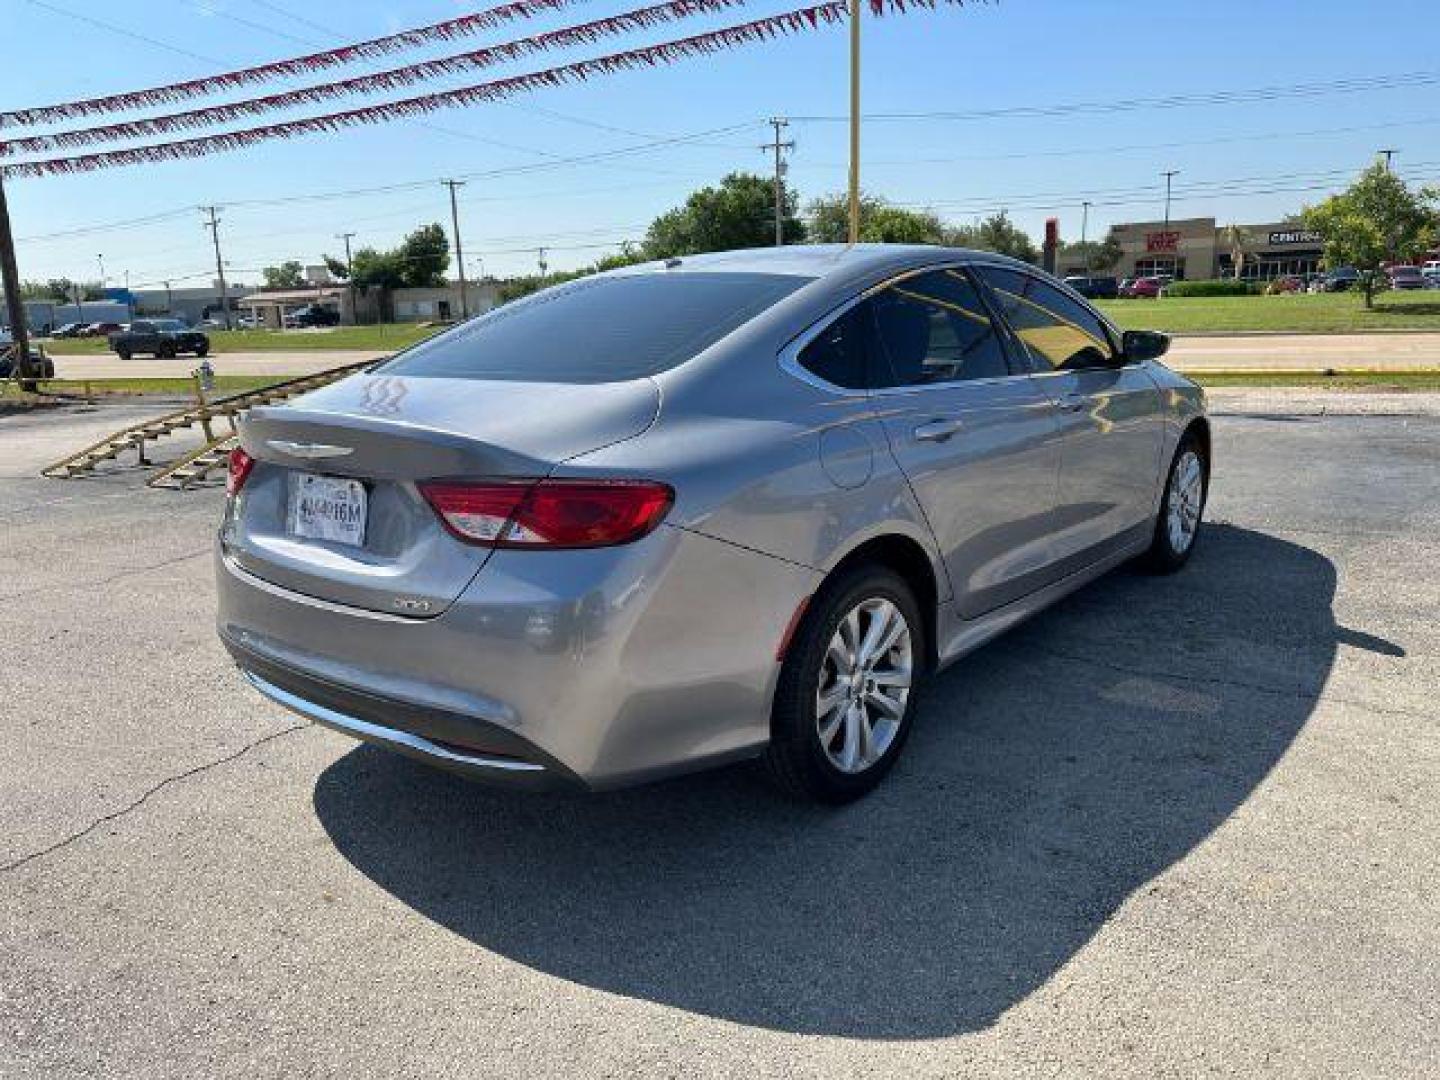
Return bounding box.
[287,473,367,547]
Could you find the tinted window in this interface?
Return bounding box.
[870,269,1011,387]
[131,322,153,333]
[797,301,873,389]
[977,267,1116,372]
[153,319,185,331]
[378,271,808,383]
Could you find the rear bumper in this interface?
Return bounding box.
[228,640,577,790]
[217,525,821,791]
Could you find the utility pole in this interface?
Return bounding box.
[0,168,36,387]
[1161,170,1180,231]
[201,206,232,330]
[335,231,356,324]
[442,179,469,320]
[847,0,862,245]
[762,117,795,246]
[96,253,107,288]
[163,279,173,316]
[537,247,548,277]
[1378,148,1397,172]
[1080,200,1091,272]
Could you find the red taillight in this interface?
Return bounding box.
[227,447,255,497]
[418,479,673,549]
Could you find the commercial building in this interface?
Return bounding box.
[1085,217,1325,281]
[129,282,255,325]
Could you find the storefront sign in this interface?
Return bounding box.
[1267,229,1323,246]
[1145,231,1181,252]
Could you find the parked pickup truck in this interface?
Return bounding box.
[109,319,210,360]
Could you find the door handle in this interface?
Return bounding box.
[913,418,964,442]
[1057,392,1088,413]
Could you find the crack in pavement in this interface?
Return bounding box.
[0,721,311,876]
[0,547,211,602]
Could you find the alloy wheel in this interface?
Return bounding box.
[815,597,913,774]
[1167,450,1204,554]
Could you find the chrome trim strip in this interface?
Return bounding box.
[243,670,547,773]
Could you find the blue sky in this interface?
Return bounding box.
[3,0,1437,287]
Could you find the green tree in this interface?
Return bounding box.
[262,260,305,288]
[1058,229,1124,274]
[643,172,802,258]
[1301,163,1439,307]
[948,211,1040,263]
[806,193,946,244]
[395,223,451,287]
[324,223,450,291]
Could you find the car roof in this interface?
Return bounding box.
[606,243,1036,284]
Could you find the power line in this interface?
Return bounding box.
[789,115,1440,171]
[23,0,227,69]
[791,69,1440,124]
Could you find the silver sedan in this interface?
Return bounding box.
[217,245,1208,803]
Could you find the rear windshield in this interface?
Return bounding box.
[376,271,809,383]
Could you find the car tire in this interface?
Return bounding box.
[1142,430,1208,573]
[116,348,131,361]
[157,342,176,359]
[765,565,926,804]
[194,345,209,358]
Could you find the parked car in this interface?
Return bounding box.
[108,318,210,359]
[218,246,1209,802]
[1422,262,1440,289]
[80,321,124,337]
[50,322,85,339]
[1062,275,1120,300]
[0,344,56,380]
[1123,276,1164,299]
[287,304,340,328]
[1387,266,1427,291]
[1323,267,1361,292]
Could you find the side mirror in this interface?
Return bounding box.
[1122,329,1171,363]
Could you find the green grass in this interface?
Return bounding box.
[1096,291,1440,334]
[1189,371,1440,390]
[42,324,438,356]
[2,375,282,398]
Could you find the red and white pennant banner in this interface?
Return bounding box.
[2,0,969,180]
[1,0,590,128]
[0,0,748,156]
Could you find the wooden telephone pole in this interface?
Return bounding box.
[0,168,36,388]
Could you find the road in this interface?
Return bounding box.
[45,330,1440,379]
[2,393,1438,1077]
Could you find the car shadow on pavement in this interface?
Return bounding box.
[313,525,1336,1039]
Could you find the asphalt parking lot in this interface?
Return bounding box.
[2,392,1437,1077]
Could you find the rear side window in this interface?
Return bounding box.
[797,301,874,389]
[378,271,809,383]
[870,269,1012,386]
[976,267,1116,372]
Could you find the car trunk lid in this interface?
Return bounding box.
[224,373,658,615]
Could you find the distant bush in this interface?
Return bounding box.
[1164,279,1262,297]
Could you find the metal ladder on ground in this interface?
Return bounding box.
[40,361,372,481]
